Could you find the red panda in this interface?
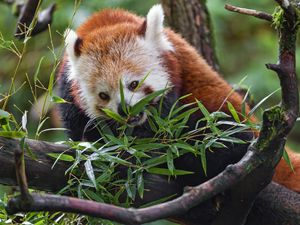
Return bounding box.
[57,5,300,194]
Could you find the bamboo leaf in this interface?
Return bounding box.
[130,89,167,116]
[51,95,67,103]
[0,109,10,119]
[227,102,241,123]
[48,153,75,162]
[147,167,194,176]
[283,149,294,172]
[84,159,97,189]
[102,108,125,123]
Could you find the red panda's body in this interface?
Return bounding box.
[57,5,300,195]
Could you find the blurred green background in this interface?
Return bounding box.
[0,0,299,224]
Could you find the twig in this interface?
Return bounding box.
[225,4,273,22]
[9,141,33,213]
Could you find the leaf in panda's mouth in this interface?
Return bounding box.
[129,89,168,116]
[101,108,126,124]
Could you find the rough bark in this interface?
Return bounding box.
[0,137,70,191]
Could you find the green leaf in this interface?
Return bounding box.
[84,159,97,189]
[0,109,10,119]
[147,167,194,176]
[119,80,127,115]
[130,89,167,116]
[143,155,167,168]
[133,143,166,151]
[48,70,56,97]
[51,95,67,103]
[167,149,174,175]
[210,111,231,119]
[34,56,44,84]
[283,149,294,172]
[248,88,280,116]
[83,189,104,202]
[102,108,125,123]
[200,144,207,176]
[21,110,28,133]
[173,142,196,153]
[137,171,144,199]
[196,100,210,120]
[135,70,152,91]
[105,135,123,145]
[48,153,75,162]
[219,137,246,144]
[227,102,241,123]
[104,154,132,166]
[0,131,25,138]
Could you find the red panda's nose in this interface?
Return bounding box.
[117,104,127,117]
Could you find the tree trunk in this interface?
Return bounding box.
[161,0,220,72]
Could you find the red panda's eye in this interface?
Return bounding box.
[98,92,110,101]
[128,81,139,91]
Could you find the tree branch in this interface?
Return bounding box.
[1,0,56,39]
[224,4,273,22]
[0,137,70,191]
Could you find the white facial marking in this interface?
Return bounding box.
[145,4,174,52]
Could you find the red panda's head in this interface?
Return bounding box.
[64,5,174,126]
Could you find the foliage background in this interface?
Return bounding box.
[0,0,299,224]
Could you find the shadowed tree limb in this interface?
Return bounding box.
[0,137,71,191]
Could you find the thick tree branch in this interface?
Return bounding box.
[214,1,299,224]
[0,137,70,191]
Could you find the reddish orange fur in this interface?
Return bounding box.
[71,8,300,192]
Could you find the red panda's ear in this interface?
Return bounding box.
[138,20,147,36]
[64,29,82,62]
[145,4,173,52]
